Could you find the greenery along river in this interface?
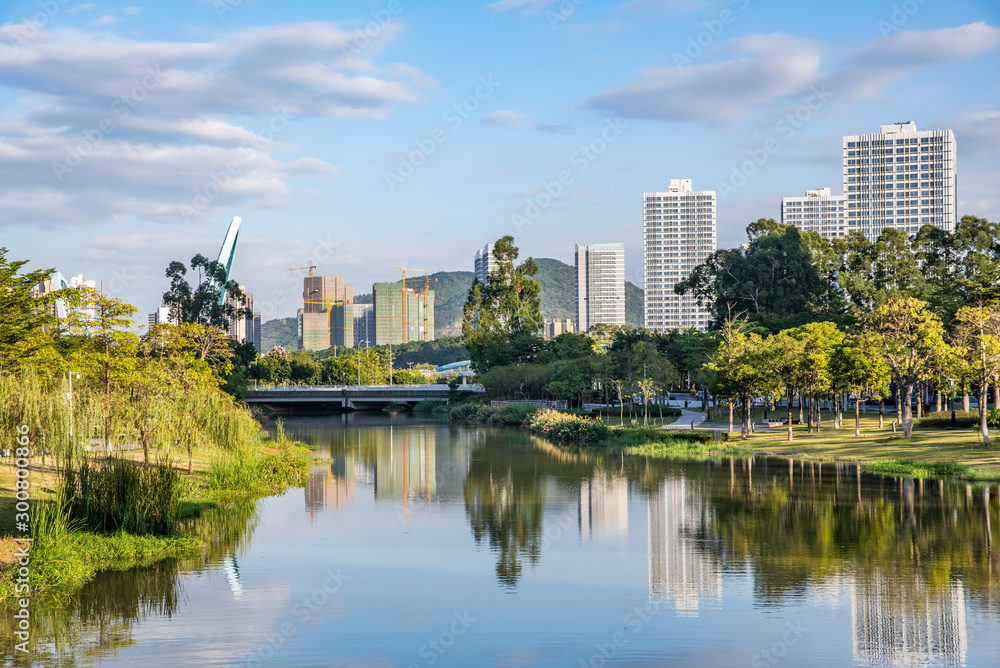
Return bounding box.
[4,413,999,667]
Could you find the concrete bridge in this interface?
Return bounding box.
[244,384,484,413]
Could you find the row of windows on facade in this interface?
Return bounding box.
[846,136,947,147]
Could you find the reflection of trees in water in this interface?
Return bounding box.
[464,464,544,589]
[0,498,261,665]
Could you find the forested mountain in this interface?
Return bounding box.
[265,258,644,349]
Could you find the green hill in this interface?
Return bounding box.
[270,257,644,347]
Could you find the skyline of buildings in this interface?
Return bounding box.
[43,117,967,343]
[575,242,626,333]
[643,179,717,332]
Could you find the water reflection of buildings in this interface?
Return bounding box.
[851,576,967,666]
[305,426,467,517]
[579,469,628,539]
[647,477,721,616]
[305,457,356,517]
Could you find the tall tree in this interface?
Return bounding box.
[677,221,829,332]
[0,248,63,371]
[829,335,891,438]
[951,302,1000,446]
[860,297,948,438]
[786,321,843,433]
[836,229,926,313]
[707,318,773,438]
[162,254,250,329]
[68,288,140,451]
[462,236,544,373]
[760,330,805,442]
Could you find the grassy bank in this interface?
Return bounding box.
[0,426,312,599]
[610,409,1000,482]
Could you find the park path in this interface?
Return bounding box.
[663,409,707,430]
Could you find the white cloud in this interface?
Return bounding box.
[123,6,142,15]
[0,22,429,228]
[88,15,121,28]
[589,33,823,125]
[588,23,1000,126]
[482,110,575,132]
[482,109,533,129]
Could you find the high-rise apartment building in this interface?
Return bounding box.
[148,306,173,328]
[227,286,254,343]
[298,311,330,351]
[643,179,716,332]
[330,303,354,349]
[843,121,957,239]
[251,313,262,354]
[303,275,352,313]
[373,282,435,345]
[353,303,375,347]
[575,243,625,332]
[474,243,497,285]
[780,188,849,239]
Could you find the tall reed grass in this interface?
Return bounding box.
[61,457,182,535]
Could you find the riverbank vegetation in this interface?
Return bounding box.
[0,247,312,598]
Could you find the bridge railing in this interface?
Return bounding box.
[245,384,484,393]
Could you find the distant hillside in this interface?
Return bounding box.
[262,317,297,352]
[270,257,644,345]
[625,281,643,328]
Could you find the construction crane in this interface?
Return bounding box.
[396,265,437,343]
[286,263,318,278]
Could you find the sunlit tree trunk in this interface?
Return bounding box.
[901,383,915,437]
[855,396,861,437]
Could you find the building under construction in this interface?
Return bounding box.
[373,281,435,345]
[294,269,354,350]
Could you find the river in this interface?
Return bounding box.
[4,413,1000,667]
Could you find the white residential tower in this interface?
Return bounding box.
[643,179,716,331]
[575,242,625,332]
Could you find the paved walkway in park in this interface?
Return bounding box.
[663,409,707,430]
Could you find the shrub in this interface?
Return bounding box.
[414,399,450,414]
[448,402,537,425]
[528,409,610,443]
[915,410,983,429]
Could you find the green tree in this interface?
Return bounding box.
[951,302,1000,446]
[836,229,926,313]
[860,297,948,438]
[677,221,829,332]
[462,236,544,373]
[162,254,250,329]
[785,321,843,433]
[0,248,64,371]
[760,330,805,442]
[68,288,140,452]
[707,318,773,438]
[829,335,891,438]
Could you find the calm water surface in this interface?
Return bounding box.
[5,414,1000,667]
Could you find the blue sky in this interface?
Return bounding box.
[1,0,998,323]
